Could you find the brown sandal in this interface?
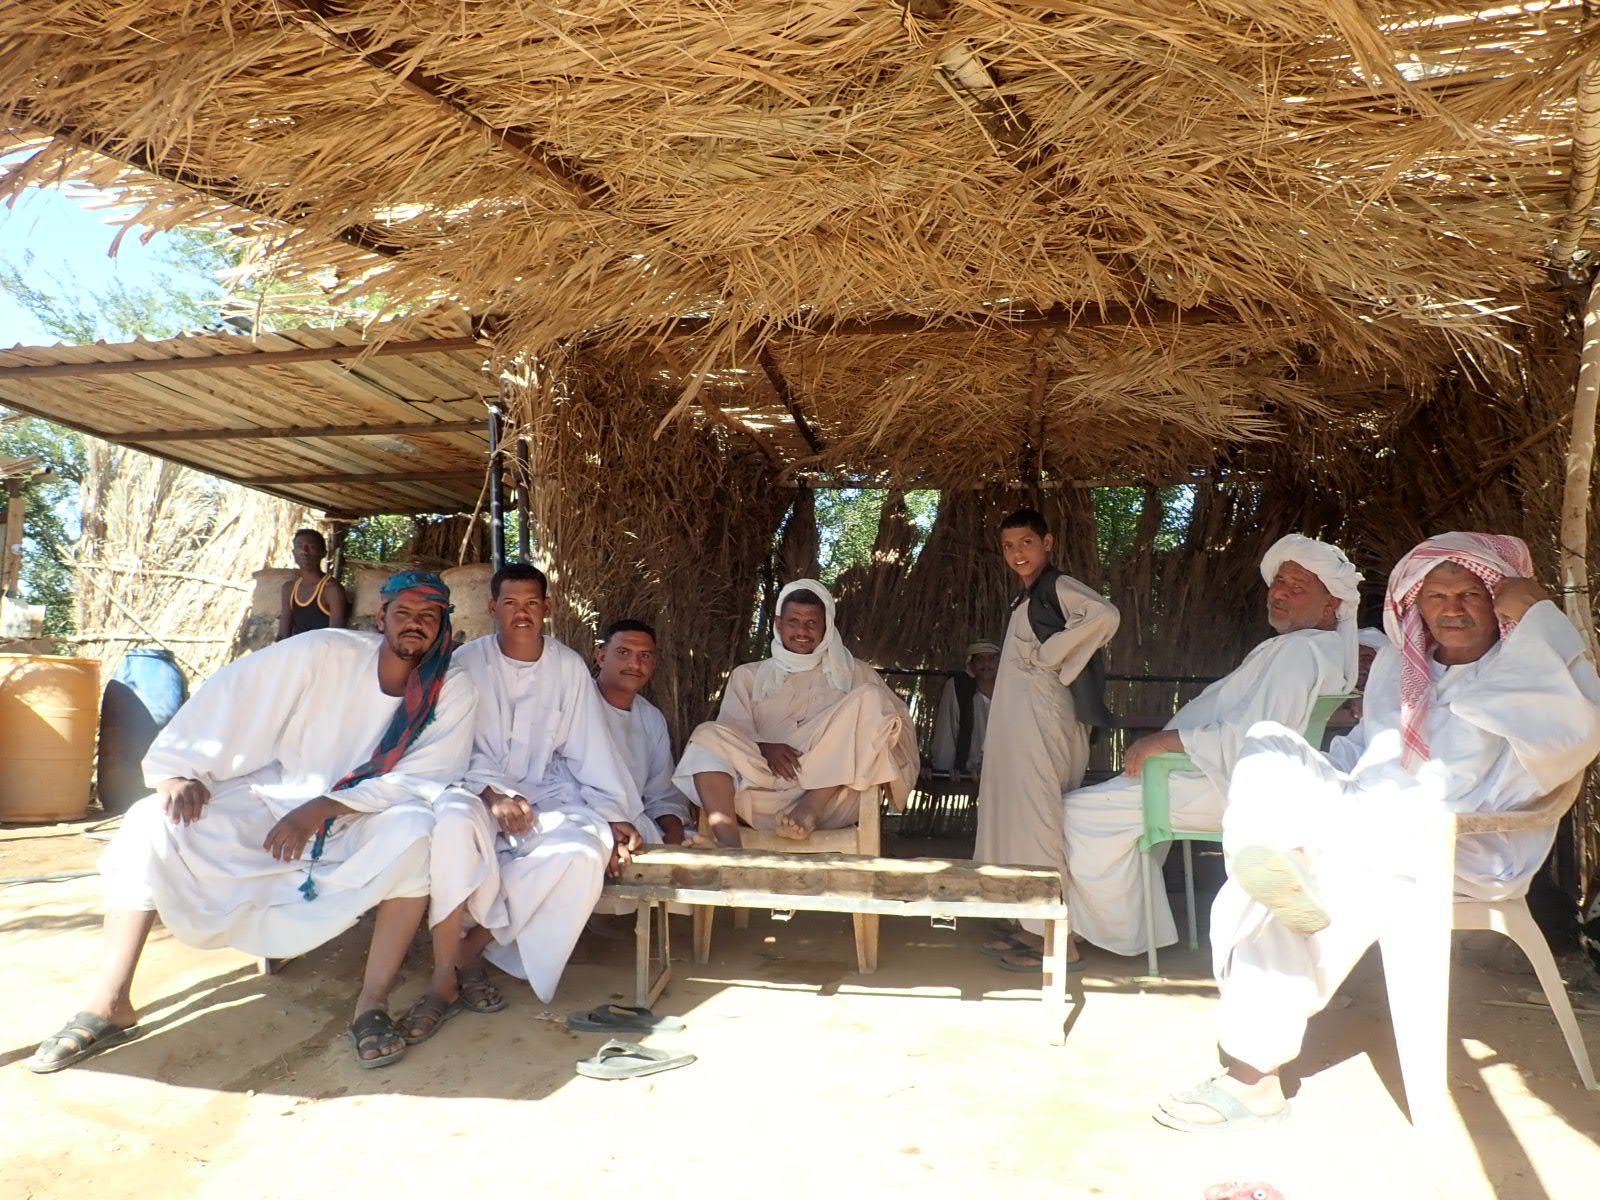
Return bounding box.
[400,993,462,1045]
[456,965,507,1013]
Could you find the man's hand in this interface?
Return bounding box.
[658,814,687,845]
[758,741,803,781]
[159,777,210,826]
[483,787,534,835]
[1493,577,1548,626]
[263,798,342,862]
[607,821,643,878]
[1122,730,1184,778]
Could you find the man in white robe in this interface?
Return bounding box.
[29,572,475,1073]
[1157,533,1600,1131]
[409,564,652,1036]
[673,578,918,847]
[1057,534,1362,960]
[926,640,1000,783]
[592,618,693,843]
[975,508,1120,962]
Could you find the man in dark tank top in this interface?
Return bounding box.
[278,528,350,640]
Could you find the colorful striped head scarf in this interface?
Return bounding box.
[1382,533,1533,769]
[300,570,454,900]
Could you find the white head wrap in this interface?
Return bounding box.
[755,578,857,701]
[1258,533,1364,690]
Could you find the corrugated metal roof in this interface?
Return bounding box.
[0,314,496,515]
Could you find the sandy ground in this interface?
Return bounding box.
[2,820,1598,1200]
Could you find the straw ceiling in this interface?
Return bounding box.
[0,1,1595,483]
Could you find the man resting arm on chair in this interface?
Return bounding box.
[1055,534,1363,963]
[1157,532,1600,1132]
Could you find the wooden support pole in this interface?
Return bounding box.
[2,480,25,597]
[515,434,533,563]
[0,336,485,381]
[1561,270,1600,663]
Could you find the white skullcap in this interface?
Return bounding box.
[965,641,1001,659]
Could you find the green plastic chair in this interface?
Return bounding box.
[1136,692,1358,976]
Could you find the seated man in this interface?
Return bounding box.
[1056,534,1362,962]
[926,640,1000,786]
[674,578,919,847]
[1158,533,1600,1131]
[411,564,652,1038]
[593,618,693,844]
[30,572,475,1073]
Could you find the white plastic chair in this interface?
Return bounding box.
[1380,774,1597,1135]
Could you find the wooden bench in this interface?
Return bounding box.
[604,846,1076,1044]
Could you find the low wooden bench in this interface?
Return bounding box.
[604,846,1075,1044]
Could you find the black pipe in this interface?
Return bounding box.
[487,400,506,570]
[516,434,532,561]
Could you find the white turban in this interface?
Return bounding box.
[1259,533,1364,690]
[754,578,857,701]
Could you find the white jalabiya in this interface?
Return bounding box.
[601,692,693,828]
[1213,600,1600,1071]
[974,571,1118,892]
[1062,628,1348,954]
[101,629,476,958]
[673,657,919,831]
[428,634,647,1002]
[928,676,991,772]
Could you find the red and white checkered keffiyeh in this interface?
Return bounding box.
[1382,532,1534,768]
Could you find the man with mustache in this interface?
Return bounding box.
[1044,535,1362,969]
[30,572,475,1073]
[590,619,692,845]
[406,564,652,1040]
[673,579,918,847]
[1157,533,1600,1131]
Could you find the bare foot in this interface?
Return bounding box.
[776,796,820,840]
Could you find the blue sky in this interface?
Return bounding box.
[0,186,183,347]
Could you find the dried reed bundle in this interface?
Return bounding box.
[71,442,305,680]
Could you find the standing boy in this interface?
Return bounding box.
[975,508,1120,968]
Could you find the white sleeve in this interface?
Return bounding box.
[334,671,479,814]
[558,663,646,826]
[141,636,317,790]
[1037,575,1120,686]
[639,711,693,825]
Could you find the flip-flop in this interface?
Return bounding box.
[567,1004,687,1033]
[978,934,1040,958]
[400,993,464,1045]
[28,1011,140,1073]
[1153,1079,1290,1133]
[575,1039,696,1080]
[995,951,1088,974]
[348,1008,406,1069]
[1231,844,1330,935]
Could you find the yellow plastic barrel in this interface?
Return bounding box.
[0,654,100,824]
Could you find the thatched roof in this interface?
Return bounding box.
[0,313,495,514]
[2,2,1593,485]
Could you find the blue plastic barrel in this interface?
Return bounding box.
[97,647,189,814]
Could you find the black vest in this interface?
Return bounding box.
[1014,565,1116,729]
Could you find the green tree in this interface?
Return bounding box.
[814,487,938,586]
[0,219,351,633]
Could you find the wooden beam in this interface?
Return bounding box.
[246,469,484,486]
[0,336,485,381]
[280,0,600,209]
[12,100,406,261]
[653,302,1234,342]
[126,418,489,444]
[755,345,823,454]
